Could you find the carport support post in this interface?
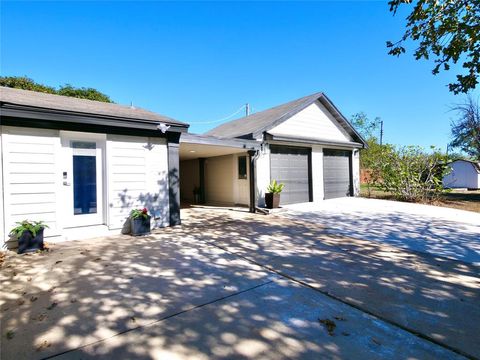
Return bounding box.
[167,132,181,226]
[248,150,256,213]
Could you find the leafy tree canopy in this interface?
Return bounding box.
[449,96,480,160]
[375,145,450,202]
[387,0,480,94]
[350,112,382,141]
[350,112,384,175]
[0,76,113,103]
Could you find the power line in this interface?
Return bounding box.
[189,104,247,124]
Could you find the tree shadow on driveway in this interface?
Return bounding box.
[0,230,272,359]
[191,213,480,359]
[0,208,477,359]
[282,204,480,265]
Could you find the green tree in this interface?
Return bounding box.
[0,76,56,94]
[375,145,450,202]
[350,112,382,141]
[449,96,480,160]
[387,0,480,94]
[350,112,383,196]
[0,76,113,103]
[58,84,113,103]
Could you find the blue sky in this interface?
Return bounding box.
[1,1,478,151]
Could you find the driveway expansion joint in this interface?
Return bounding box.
[202,239,477,360]
[41,280,274,360]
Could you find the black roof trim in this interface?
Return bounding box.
[266,134,365,149]
[1,103,188,133]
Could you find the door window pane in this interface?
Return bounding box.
[73,155,97,215]
[72,141,96,149]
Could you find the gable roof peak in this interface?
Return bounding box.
[205,91,366,147]
[205,92,324,139]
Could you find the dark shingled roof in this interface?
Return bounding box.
[205,92,366,146]
[0,86,188,127]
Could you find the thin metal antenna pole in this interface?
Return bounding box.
[380,120,384,145]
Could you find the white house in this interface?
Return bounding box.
[0,87,188,247]
[1,88,367,248]
[180,92,367,208]
[443,159,480,189]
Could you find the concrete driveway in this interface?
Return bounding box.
[1,202,478,359]
[283,197,480,265]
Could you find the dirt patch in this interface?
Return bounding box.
[361,186,480,213]
[436,190,480,212]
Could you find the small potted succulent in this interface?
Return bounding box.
[265,180,285,209]
[130,208,151,236]
[9,220,49,254]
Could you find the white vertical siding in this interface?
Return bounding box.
[106,135,169,230]
[0,127,4,243]
[255,144,271,207]
[1,127,61,242]
[269,101,353,142]
[311,145,324,201]
[352,149,360,196]
[443,161,480,189]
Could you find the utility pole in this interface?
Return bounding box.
[245,103,250,117]
[380,120,384,146]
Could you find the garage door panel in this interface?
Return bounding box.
[270,145,311,205]
[323,149,352,199]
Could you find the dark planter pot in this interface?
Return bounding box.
[193,193,200,204]
[131,216,151,236]
[18,228,44,254]
[265,193,280,209]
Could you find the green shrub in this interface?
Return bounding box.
[374,145,451,202]
[267,180,285,194]
[9,220,49,239]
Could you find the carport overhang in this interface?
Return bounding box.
[179,133,261,213]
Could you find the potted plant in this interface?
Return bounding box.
[130,208,151,236]
[265,180,285,209]
[193,186,201,204]
[9,220,49,254]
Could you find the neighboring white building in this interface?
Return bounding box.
[0,87,188,248]
[443,159,480,189]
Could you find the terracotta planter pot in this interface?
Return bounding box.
[18,228,44,254]
[265,193,280,209]
[131,216,151,236]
